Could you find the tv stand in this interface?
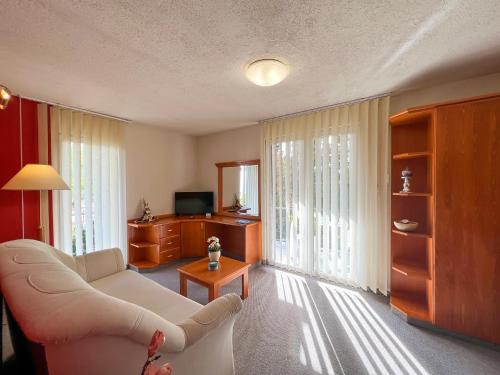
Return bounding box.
[127,214,261,271]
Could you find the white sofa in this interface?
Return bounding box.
[0,239,242,375]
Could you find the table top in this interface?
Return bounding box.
[128,214,260,228]
[177,256,250,284]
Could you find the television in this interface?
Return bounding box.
[175,192,214,216]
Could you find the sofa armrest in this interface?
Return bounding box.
[177,293,242,347]
[75,248,125,282]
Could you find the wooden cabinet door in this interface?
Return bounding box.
[180,221,206,258]
[435,97,500,343]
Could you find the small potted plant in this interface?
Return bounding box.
[207,236,221,262]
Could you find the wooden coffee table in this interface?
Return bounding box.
[177,256,251,302]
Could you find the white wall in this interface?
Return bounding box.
[124,123,198,219]
[196,124,261,210]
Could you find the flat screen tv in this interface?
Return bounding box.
[175,192,214,216]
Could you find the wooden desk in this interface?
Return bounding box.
[127,215,261,271]
[177,256,250,302]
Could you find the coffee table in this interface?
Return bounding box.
[177,256,251,302]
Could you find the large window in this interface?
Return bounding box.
[51,107,126,256]
[268,134,353,282]
[262,97,390,293]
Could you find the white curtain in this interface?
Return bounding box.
[261,96,390,294]
[240,165,259,216]
[51,107,126,256]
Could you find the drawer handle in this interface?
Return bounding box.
[167,229,173,232]
[167,254,173,258]
[168,242,174,245]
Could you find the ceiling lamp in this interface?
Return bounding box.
[0,85,12,110]
[246,59,289,87]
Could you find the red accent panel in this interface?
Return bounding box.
[0,97,40,242]
[0,97,23,242]
[21,98,40,240]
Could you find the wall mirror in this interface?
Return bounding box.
[216,160,260,219]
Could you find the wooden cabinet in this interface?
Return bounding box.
[180,221,206,258]
[390,93,500,344]
[128,215,261,271]
[434,97,500,344]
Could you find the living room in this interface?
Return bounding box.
[1,1,499,374]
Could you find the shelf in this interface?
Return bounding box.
[392,229,432,239]
[130,241,158,248]
[391,293,430,322]
[392,259,429,279]
[392,192,432,197]
[393,152,432,160]
[128,260,158,270]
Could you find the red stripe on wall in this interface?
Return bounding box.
[0,97,23,242]
[0,96,40,242]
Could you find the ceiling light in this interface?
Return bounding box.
[0,85,12,110]
[246,59,289,87]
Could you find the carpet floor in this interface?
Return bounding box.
[2,260,499,374]
[146,260,500,375]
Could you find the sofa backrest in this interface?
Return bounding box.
[0,240,186,352]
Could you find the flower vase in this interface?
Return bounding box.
[209,250,221,262]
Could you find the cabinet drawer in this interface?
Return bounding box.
[159,223,180,238]
[159,248,180,264]
[160,235,180,251]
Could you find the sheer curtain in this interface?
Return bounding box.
[50,107,126,256]
[240,165,259,216]
[261,96,390,294]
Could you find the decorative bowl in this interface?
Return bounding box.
[394,219,418,232]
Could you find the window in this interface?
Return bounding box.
[51,107,126,256]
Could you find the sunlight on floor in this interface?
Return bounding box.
[319,282,430,375]
[276,270,337,374]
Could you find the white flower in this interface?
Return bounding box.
[207,236,219,243]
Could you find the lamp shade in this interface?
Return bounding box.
[2,164,70,191]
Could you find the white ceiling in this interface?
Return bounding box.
[1,1,500,135]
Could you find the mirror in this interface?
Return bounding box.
[216,160,260,219]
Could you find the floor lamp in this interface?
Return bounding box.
[2,164,70,242]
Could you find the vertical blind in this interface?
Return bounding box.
[240,165,259,216]
[261,97,390,294]
[51,107,126,256]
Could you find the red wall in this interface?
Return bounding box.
[0,96,40,242]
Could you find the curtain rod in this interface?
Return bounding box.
[19,95,132,123]
[260,92,391,123]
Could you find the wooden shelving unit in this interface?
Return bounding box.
[388,93,500,345]
[390,109,435,324]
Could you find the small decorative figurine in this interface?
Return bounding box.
[233,194,242,209]
[401,167,412,193]
[136,198,155,223]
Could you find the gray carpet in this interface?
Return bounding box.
[2,261,499,374]
[146,260,500,375]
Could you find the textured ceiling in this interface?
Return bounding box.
[1,1,500,135]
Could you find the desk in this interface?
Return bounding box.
[127,215,261,271]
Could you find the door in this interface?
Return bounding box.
[181,221,206,258]
[435,97,500,343]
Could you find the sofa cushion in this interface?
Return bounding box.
[90,270,202,324]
